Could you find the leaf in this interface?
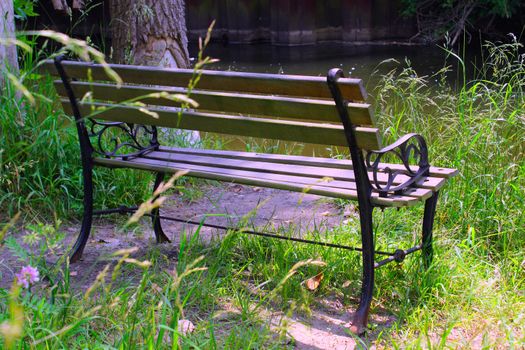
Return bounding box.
[230,184,243,193]
[4,237,29,262]
[138,107,159,119]
[7,72,35,105]
[305,272,324,291]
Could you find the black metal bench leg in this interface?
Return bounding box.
[422,191,439,268]
[350,206,375,334]
[152,172,171,243]
[70,164,94,263]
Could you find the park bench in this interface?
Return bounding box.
[42,56,457,333]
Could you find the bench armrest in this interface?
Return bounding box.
[88,120,159,160]
[365,133,430,197]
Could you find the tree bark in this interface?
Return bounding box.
[72,0,84,10]
[50,0,68,13]
[109,0,190,68]
[0,0,18,85]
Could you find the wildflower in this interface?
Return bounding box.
[15,266,39,288]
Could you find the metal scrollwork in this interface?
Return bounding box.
[87,118,159,160]
[365,133,430,197]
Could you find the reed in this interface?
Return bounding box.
[0,38,523,348]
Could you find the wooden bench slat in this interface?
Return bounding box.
[144,150,446,191]
[54,81,375,126]
[94,157,432,207]
[62,101,382,150]
[146,154,363,191]
[158,146,460,179]
[42,60,367,100]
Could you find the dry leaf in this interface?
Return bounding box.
[230,184,243,193]
[70,271,78,276]
[305,272,324,291]
[253,187,262,192]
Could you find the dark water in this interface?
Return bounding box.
[189,42,468,89]
[187,42,470,155]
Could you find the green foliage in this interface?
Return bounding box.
[400,0,523,43]
[0,38,524,348]
[13,0,38,20]
[373,38,524,256]
[486,0,521,17]
[0,72,152,218]
[401,0,521,18]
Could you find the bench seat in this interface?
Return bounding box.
[95,146,457,208]
[44,57,457,333]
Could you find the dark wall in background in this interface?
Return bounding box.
[186,0,416,45]
[27,1,524,48]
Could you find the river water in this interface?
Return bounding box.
[187,42,467,154]
[191,42,466,87]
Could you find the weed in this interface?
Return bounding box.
[0,35,524,348]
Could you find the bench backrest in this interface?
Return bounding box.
[42,60,381,153]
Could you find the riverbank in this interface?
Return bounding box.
[1,38,524,348]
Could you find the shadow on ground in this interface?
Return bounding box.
[1,183,396,349]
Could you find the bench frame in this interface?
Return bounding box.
[53,56,444,334]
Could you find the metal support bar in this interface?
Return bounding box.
[94,205,437,269]
[152,172,171,243]
[327,69,375,334]
[422,191,439,268]
[55,56,94,263]
[93,206,138,216]
[90,205,414,256]
[374,244,422,268]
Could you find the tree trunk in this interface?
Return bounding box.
[109,0,190,68]
[50,0,68,12]
[0,0,18,85]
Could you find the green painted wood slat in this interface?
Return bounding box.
[93,157,432,207]
[157,146,460,179]
[53,81,375,126]
[61,100,382,150]
[42,60,367,101]
[143,150,446,191]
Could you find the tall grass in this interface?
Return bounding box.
[0,71,153,219]
[369,39,525,346]
[0,27,216,219]
[1,38,524,348]
[373,39,524,256]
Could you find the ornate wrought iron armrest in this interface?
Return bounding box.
[365,133,430,197]
[87,120,160,160]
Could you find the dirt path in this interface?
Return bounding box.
[1,183,392,349]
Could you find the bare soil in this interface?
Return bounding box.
[1,183,395,349]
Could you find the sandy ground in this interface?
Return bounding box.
[1,183,394,349]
